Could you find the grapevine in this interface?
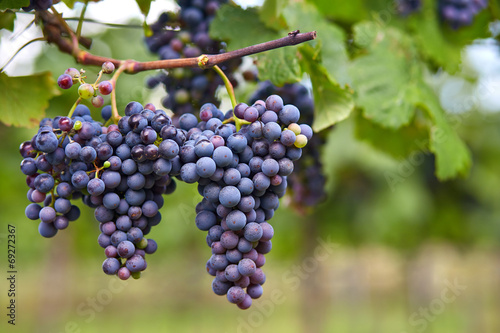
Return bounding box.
[20,70,313,308]
[17,2,316,308]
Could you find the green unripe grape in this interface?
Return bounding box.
[78,83,95,99]
[73,120,82,130]
[172,68,185,80]
[131,271,141,279]
[137,238,148,249]
[287,123,301,135]
[294,134,308,148]
[175,89,190,104]
[103,161,111,169]
[179,31,191,44]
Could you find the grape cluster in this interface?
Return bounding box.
[439,0,488,29]
[145,0,240,116]
[395,0,422,16]
[173,95,312,308]
[20,90,312,308]
[20,99,176,280]
[249,81,326,208]
[57,65,114,108]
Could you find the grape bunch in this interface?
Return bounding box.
[145,0,240,117]
[439,0,488,29]
[20,101,171,280]
[173,96,312,308]
[22,0,53,11]
[20,58,312,306]
[20,64,171,280]
[249,81,326,209]
[395,0,422,16]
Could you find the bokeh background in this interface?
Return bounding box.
[2,0,500,332]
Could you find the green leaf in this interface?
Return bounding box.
[256,47,301,86]
[135,0,153,17]
[349,21,471,180]
[282,2,350,85]
[308,0,370,23]
[0,9,15,31]
[210,4,302,84]
[61,0,76,8]
[299,44,354,132]
[408,0,491,73]
[260,0,288,30]
[349,22,421,129]
[354,111,430,158]
[0,72,61,127]
[210,4,281,51]
[0,0,29,10]
[417,85,471,180]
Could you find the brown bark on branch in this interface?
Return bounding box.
[39,10,316,74]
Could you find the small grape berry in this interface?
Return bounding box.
[287,123,301,135]
[57,74,73,89]
[78,83,95,99]
[294,134,308,148]
[64,68,80,78]
[98,81,113,95]
[92,96,104,108]
[102,61,115,74]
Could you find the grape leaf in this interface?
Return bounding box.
[0,0,29,10]
[349,22,420,129]
[210,4,301,84]
[348,21,471,179]
[417,85,471,180]
[309,0,370,23]
[0,9,15,31]
[61,0,75,7]
[256,47,301,86]
[354,111,430,158]
[135,0,155,37]
[299,44,354,132]
[0,72,61,127]
[135,0,153,17]
[210,4,281,51]
[282,2,350,85]
[259,0,288,30]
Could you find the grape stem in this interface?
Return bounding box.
[50,6,80,56]
[49,188,55,207]
[67,97,82,118]
[109,62,129,124]
[76,1,89,39]
[93,162,100,178]
[212,65,236,109]
[61,17,145,29]
[93,69,104,87]
[38,9,316,73]
[0,37,45,73]
[210,64,250,130]
[9,18,36,41]
[222,116,251,131]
